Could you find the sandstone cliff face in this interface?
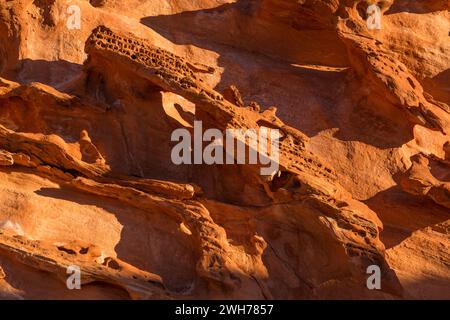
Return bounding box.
[0,0,448,300]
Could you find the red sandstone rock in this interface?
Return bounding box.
[0,0,448,300]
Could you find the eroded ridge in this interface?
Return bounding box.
[399,153,450,209]
[0,231,168,300]
[85,26,336,182]
[82,26,402,293]
[336,1,450,135]
[85,26,225,105]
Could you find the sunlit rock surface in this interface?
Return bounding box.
[0,0,448,299]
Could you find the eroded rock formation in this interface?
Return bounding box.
[0,0,448,299]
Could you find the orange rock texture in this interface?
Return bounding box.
[0,0,448,299]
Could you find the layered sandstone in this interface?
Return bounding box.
[0,0,448,300]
